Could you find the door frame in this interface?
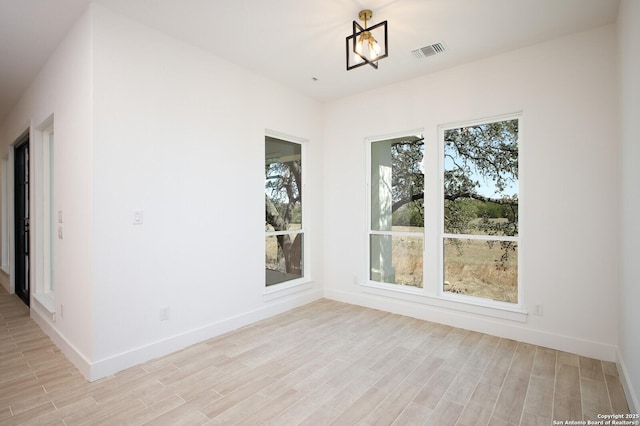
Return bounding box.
[12,130,30,306]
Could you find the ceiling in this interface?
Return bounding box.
[0,0,620,125]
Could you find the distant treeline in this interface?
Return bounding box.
[393,197,517,227]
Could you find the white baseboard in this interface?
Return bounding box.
[324,288,618,362]
[617,348,639,413]
[32,285,624,388]
[31,303,92,379]
[88,288,323,381]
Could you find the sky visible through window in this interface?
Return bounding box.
[445,155,518,199]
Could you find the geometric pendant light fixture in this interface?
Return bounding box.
[346,9,388,70]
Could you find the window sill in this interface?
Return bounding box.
[34,293,56,318]
[263,278,313,302]
[361,282,528,322]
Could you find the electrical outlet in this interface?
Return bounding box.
[60,304,64,318]
[160,306,170,321]
[534,304,543,316]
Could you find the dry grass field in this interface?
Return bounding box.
[265,235,282,271]
[388,226,517,303]
[267,224,517,303]
[265,224,301,273]
[444,239,518,303]
[390,234,424,287]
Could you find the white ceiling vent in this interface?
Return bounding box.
[412,42,446,59]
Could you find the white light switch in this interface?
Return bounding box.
[58,227,63,239]
[58,210,63,223]
[133,210,143,225]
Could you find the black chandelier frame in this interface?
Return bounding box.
[346,19,388,70]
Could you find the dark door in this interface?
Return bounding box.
[14,136,29,307]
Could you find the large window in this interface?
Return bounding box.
[364,117,521,314]
[265,136,304,286]
[441,117,519,303]
[368,134,424,288]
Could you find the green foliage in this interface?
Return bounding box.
[388,121,518,242]
[390,139,424,227]
[476,201,506,219]
[265,148,301,231]
[265,138,302,275]
[291,203,302,224]
[391,140,424,204]
[392,204,424,227]
[444,120,518,195]
[443,199,477,234]
[443,120,519,238]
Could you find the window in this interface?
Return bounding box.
[42,126,55,294]
[363,117,522,317]
[1,155,9,273]
[34,119,55,312]
[368,133,424,288]
[265,135,305,286]
[441,117,519,303]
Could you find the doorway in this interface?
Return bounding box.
[14,135,29,307]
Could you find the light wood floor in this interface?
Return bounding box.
[0,287,630,425]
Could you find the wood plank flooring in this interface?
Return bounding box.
[0,286,630,425]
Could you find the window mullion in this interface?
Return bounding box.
[443,233,518,242]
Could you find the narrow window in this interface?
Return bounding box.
[42,127,54,294]
[1,155,9,272]
[33,119,55,312]
[265,136,304,286]
[368,134,424,288]
[441,118,519,303]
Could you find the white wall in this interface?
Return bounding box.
[0,2,630,390]
[618,0,640,413]
[0,9,94,373]
[323,25,619,361]
[0,4,324,381]
[88,5,323,379]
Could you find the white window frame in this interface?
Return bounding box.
[33,116,55,314]
[264,130,311,297]
[438,113,522,312]
[365,129,425,295]
[361,117,527,322]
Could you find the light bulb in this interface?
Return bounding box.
[365,36,380,60]
[372,41,381,55]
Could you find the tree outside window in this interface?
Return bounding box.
[442,118,519,303]
[369,135,424,288]
[367,118,519,305]
[265,136,304,286]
